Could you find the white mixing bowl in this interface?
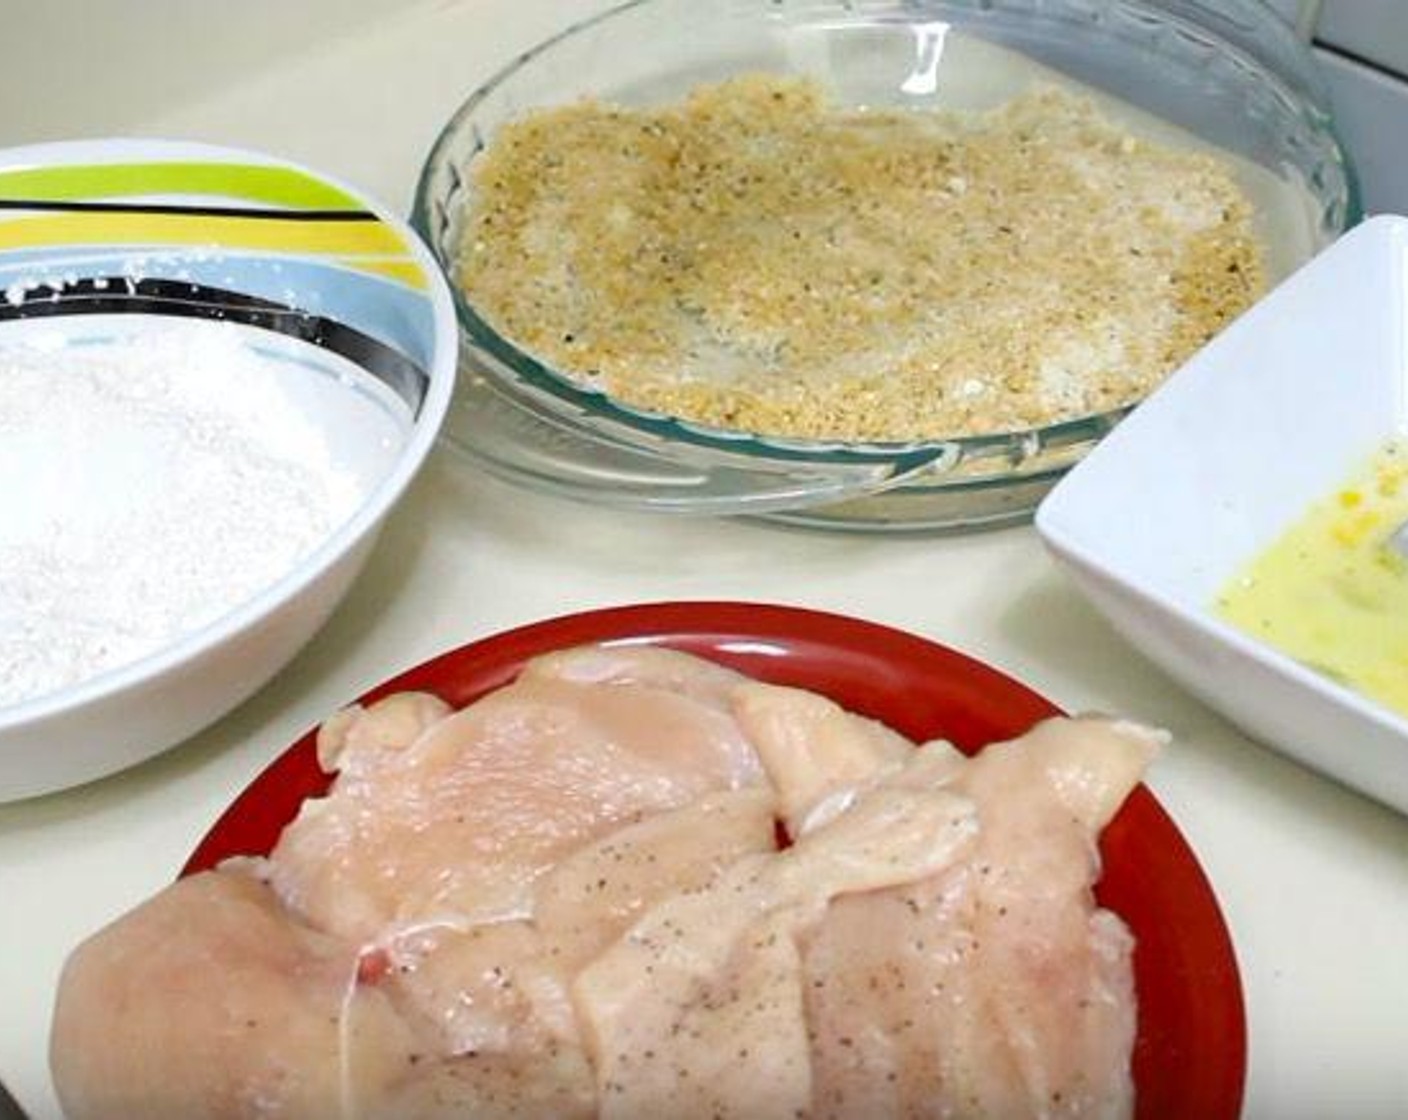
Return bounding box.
[0,139,457,800]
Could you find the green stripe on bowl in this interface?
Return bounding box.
[0,161,364,210]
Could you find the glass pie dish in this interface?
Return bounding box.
[413,0,1356,531]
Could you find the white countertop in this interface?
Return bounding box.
[1,4,1406,1118]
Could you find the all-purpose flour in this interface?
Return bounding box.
[0,321,367,710]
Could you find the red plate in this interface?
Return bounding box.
[185,601,1245,1120]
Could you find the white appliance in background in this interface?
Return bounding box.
[1276,0,1408,213]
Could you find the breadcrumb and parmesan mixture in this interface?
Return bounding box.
[458,76,1265,443]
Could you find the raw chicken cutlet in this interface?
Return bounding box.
[51,644,1160,1120]
[269,645,765,940]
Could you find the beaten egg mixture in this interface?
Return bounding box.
[1215,440,1408,719]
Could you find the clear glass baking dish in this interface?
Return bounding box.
[413,0,1356,531]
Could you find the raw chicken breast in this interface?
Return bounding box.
[270,651,765,940]
[363,1046,598,1120]
[522,644,748,712]
[573,775,979,1120]
[356,919,598,1119]
[732,680,914,835]
[50,643,1159,1120]
[315,691,453,772]
[523,644,763,787]
[357,789,779,1118]
[50,865,421,1120]
[534,787,778,971]
[803,715,1161,1120]
[52,869,600,1120]
[370,920,574,1060]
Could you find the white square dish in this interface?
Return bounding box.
[1036,214,1408,814]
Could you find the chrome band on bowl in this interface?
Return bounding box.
[0,277,430,417]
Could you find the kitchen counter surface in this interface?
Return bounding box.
[1,4,1405,1118]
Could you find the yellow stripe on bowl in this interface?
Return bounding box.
[337,257,431,290]
[0,161,365,210]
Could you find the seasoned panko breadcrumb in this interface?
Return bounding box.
[459,75,1266,442]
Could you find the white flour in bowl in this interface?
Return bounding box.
[0,321,367,710]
